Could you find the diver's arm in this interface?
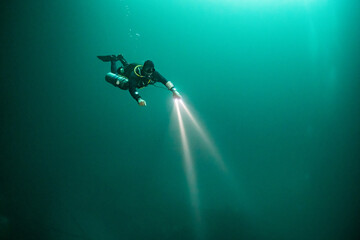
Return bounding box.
[153,71,168,85]
[154,72,182,99]
[129,79,141,102]
[128,77,146,106]
[167,83,182,99]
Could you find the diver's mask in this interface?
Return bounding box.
[143,67,155,77]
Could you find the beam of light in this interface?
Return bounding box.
[175,100,201,224]
[179,100,227,172]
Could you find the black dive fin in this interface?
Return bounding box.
[97,55,113,62]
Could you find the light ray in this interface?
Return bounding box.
[179,100,227,172]
[175,100,201,223]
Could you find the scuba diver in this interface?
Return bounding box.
[97,54,182,106]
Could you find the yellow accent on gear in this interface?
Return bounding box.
[134,65,151,88]
[134,65,144,78]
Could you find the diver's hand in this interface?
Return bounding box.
[172,90,182,99]
[138,98,147,106]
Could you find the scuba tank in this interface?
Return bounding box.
[105,72,129,90]
[109,63,154,90]
[107,63,140,90]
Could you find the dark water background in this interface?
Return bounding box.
[1,0,359,239]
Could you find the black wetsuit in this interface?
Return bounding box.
[110,57,169,102]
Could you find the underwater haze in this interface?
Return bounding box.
[1,0,360,239]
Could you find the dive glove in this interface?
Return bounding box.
[172,89,182,99]
[165,81,182,99]
[138,98,147,106]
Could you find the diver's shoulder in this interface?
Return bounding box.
[153,70,162,77]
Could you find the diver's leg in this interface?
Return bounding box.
[118,54,129,67]
[111,59,117,73]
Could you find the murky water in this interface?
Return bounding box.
[1,0,359,239]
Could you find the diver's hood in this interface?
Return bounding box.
[142,60,155,74]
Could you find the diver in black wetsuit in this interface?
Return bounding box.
[98,54,182,106]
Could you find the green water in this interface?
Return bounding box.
[1,0,359,239]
